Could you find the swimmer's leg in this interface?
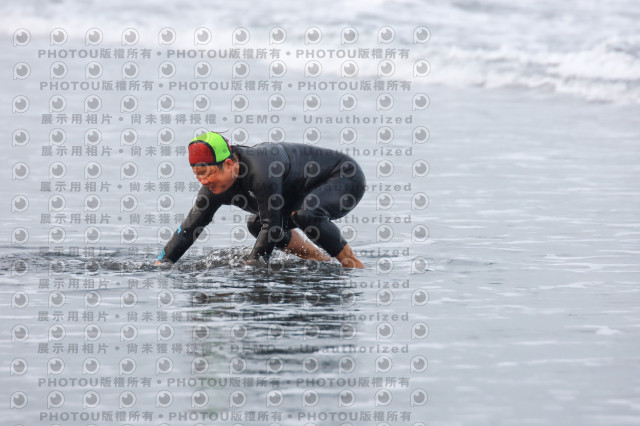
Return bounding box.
[282,228,330,262]
[335,244,364,269]
[247,214,328,262]
[291,209,363,268]
[290,165,366,268]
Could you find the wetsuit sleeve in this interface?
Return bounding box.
[157,186,221,263]
[248,170,286,263]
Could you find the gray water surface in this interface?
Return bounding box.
[2,86,639,425]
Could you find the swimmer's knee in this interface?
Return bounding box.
[290,209,325,226]
[290,209,303,223]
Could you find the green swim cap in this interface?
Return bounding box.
[188,132,231,166]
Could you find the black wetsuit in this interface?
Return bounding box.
[157,142,366,264]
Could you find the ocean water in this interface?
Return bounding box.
[1,0,639,425]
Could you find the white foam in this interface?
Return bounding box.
[566,325,624,335]
[424,36,640,103]
[2,0,639,103]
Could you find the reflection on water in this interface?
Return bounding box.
[183,255,362,420]
[0,247,424,426]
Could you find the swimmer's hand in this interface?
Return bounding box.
[244,257,267,268]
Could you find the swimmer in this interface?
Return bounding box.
[155,131,367,268]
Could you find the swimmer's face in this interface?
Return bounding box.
[192,159,238,194]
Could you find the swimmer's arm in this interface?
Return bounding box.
[247,179,285,264]
[155,186,220,264]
